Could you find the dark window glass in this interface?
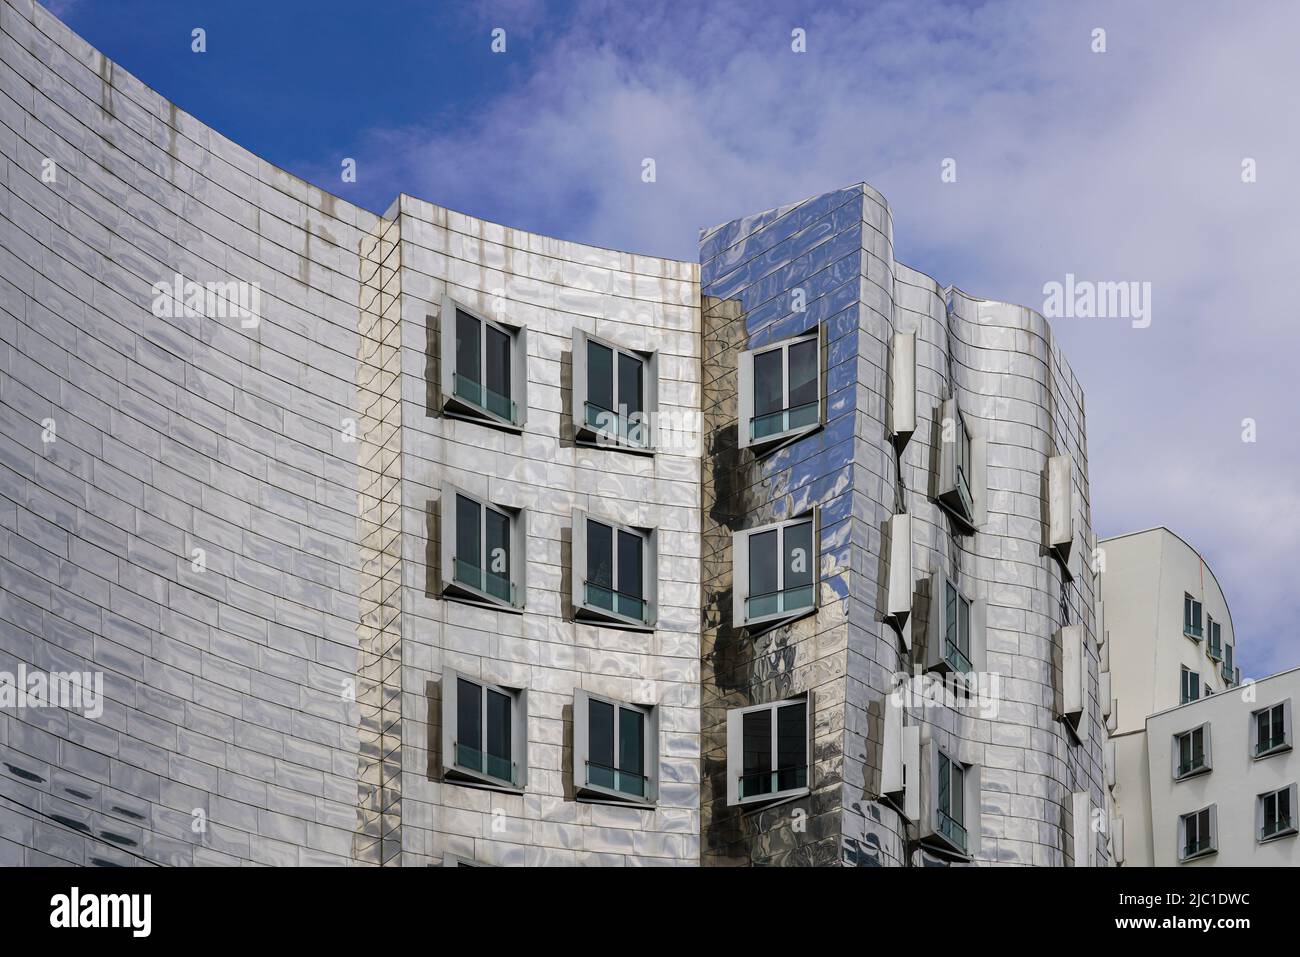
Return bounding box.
[457,677,482,759]
[456,311,480,386]
[950,761,965,826]
[588,341,614,411]
[957,594,970,656]
[485,324,511,407]
[617,528,643,600]
[776,702,806,791]
[619,707,645,780]
[938,752,951,814]
[618,352,643,417]
[742,708,772,797]
[589,698,615,774]
[587,520,613,589]
[945,581,958,652]
[749,529,778,599]
[485,688,512,773]
[456,495,480,568]
[754,348,783,416]
[788,338,817,409]
[784,521,813,590]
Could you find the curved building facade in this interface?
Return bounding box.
[0,0,1106,866]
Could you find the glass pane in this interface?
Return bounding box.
[776,702,807,792]
[484,507,511,602]
[456,310,481,387]
[618,351,643,418]
[753,348,783,417]
[587,520,613,590]
[945,582,958,652]
[454,495,481,586]
[588,698,615,790]
[618,707,645,797]
[957,595,970,657]
[485,324,512,419]
[788,338,818,412]
[741,708,772,798]
[937,752,950,815]
[784,521,813,590]
[748,529,779,616]
[617,529,643,601]
[1281,787,1292,821]
[588,340,613,411]
[950,761,965,827]
[485,688,512,782]
[456,678,482,772]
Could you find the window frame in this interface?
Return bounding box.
[1251,700,1292,759]
[439,485,527,612]
[1257,784,1298,843]
[935,397,985,533]
[925,569,985,678]
[1178,804,1217,862]
[731,510,820,632]
[920,736,981,859]
[1221,642,1235,685]
[440,295,527,431]
[572,329,657,453]
[1172,723,1212,780]
[737,327,824,452]
[572,509,657,631]
[1183,593,1203,640]
[572,690,658,805]
[725,695,814,808]
[441,669,528,793]
[1179,666,1200,704]
[1205,616,1222,661]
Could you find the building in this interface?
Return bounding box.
[1101,528,1294,866]
[0,0,1110,866]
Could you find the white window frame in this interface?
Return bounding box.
[441,669,528,793]
[935,397,986,533]
[1221,642,1235,685]
[920,735,981,859]
[439,485,526,611]
[1172,723,1212,780]
[1251,700,1292,759]
[573,690,658,805]
[725,695,813,808]
[1178,804,1217,862]
[440,295,527,430]
[572,329,657,452]
[1180,666,1200,704]
[572,509,657,630]
[1257,784,1297,843]
[1183,593,1203,640]
[925,569,985,677]
[732,510,819,632]
[1205,615,1222,661]
[737,328,824,452]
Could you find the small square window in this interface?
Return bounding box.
[1172,724,1211,779]
[441,670,527,792]
[737,330,823,451]
[439,487,525,610]
[1251,701,1292,758]
[1183,594,1203,640]
[572,330,657,451]
[440,296,527,429]
[1179,805,1216,861]
[573,510,656,629]
[1179,666,1200,704]
[725,697,812,807]
[1258,785,1297,842]
[573,691,657,804]
[732,513,818,631]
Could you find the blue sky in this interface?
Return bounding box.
[50,0,1300,678]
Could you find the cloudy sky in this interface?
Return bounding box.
[60,0,1300,677]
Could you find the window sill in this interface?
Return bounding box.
[574,426,656,456]
[574,604,656,632]
[1179,847,1217,863]
[575,784,657,808]
[743,422,821,457]
[443,765,525,795]
[1173,765,1211,782]
[1253,742,1292,761]
[935,493,978,534]
[1258,826,1297,844]
[443,403,525,435]
[921,830,972,861]
[442,587,524,615]
[732,786,810,813]
[1183,630,1203,642]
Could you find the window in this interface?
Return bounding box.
[920,737,980,858]
[1258,785,1297,842]
[1206,616,1221,660]
[1221,643,1235,685]
[1183,594,1202,640]
[732,513,817,631]
[439,296,526,429]
[439,487,525,610]
[1251,701,1292,758]
[725,697,811,807]
[737,330,822,450]
[573,510,656,629]
[572,330,656,451]
[1178,805,1216,861]
[1173,724,1211,779]
[573,691,657,804]
[926,571,985,677]
[441,671,527,791]
[1179,666,1200,704]
[935,397,984,532]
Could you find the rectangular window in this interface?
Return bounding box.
[442,671,527,791]
[574,331,654,449]
[1206,616,1221,660]
[935,397,982,531]
[937,749,967,853]
[439,487,524,609]
[1180,666,1200,704]
[574,691,655,803]
[1180,806,1216,861]
[733,514,817,630]
[944,580,973,673]
[1221,642,1234,684]
[726,698,811,806]
[1259,786,1297,842]
[1253,702,1291,758]
[573,511,656,628]
[737,330,822,450]
[440,297,526,428]
[1174,725,1210,779]
[928,571,984,678]
[1183,594,1203,639]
